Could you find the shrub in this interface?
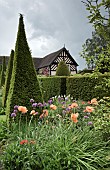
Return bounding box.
[2,50,14,107]
[6,14,43,123]
[0,56,6,87]
[92,96,110,141]
[56,61,70,76]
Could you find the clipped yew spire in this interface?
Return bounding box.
[2,50,14,107]
[6,14,43,122]
[56,61,70,76]
[0,56,6,87]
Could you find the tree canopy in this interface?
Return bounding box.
[80,31,107,69]
[81,0,110,73]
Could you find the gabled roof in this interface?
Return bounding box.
[37,47,78,68]
[0,47,78,70]
[37,48,64,68]
[32,58,43,69]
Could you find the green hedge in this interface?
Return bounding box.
[66,75,110,101]
[38,75,110,101]
[39,76,67,101]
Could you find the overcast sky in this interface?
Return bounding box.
[0,0,94,70]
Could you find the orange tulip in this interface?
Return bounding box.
[39,109,48,119]
[71,113,79,123]
[30,110,36,115]
[18,106,28,113]
[50,104,57,110]
[70,103,78,108]
[39,114,44,119]
[42,109,48,117]
[30,110,38,116]
[83,109,87,112]
[91,98,98,105]
[85,106,94,113]
[30,140,36,144]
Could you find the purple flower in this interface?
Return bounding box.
[32,103,37,108]
[58,96,62,101]
[84,116,89,119]
[66,107,71,111]
[14,105,19,110]
[48,100,53,105]
[13,110,18,113]
[88,121,93,125]
[61,101,65,105]
[38,103,43,107]
[11,113,16,117]
[30,99,34,103]
[43,102,48,107]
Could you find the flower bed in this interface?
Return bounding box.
[0,96,110,169]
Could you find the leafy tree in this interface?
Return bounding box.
[6,14,43,122]
[56,61,70,76]
[80,31,107,69]
[2,50,14,107]
[0,56,6,87]
[0,65,2,82]
[82,0,110,73]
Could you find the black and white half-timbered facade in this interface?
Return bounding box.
[0,47,78,76]
[35,47,78,76]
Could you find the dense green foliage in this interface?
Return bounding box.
[2,127,109,170]
[2,50,14,107]
[39,74,110,101]
[1,96,110,169]
[92,96,110,141]
[56,61,70,76]
[6,14,43,123]
[80,31,107,69]
[66,74,110,101]
[82,0,110,73]
[39,77,66,101]
[0,57,6,87]
[0,65,2,80]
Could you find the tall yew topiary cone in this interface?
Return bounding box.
[56,61,70,76]
[2,50,14,107]
[0,56,6,87]
[6,14,43,123]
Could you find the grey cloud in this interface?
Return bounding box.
[0,0,93,70]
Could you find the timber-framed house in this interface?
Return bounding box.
[34,47,78,76]
[0,47,78,76]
